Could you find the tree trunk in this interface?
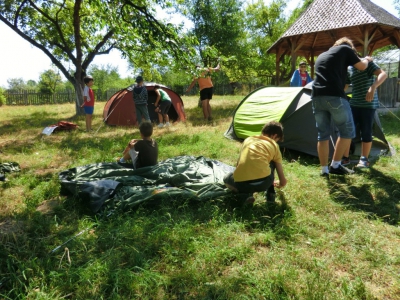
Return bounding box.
[75,81,85,116]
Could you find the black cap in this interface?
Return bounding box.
[135,76,143,83]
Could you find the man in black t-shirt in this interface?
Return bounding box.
[311,37,372,176]
[117,121,158,168]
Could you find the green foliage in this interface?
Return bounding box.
[88,64,124,92]
[244,0,289,80]
[26,80,38,90]
[38,69,63,94]
[6,77,27,91]
[0,87,6,106]
[177,0,249,81]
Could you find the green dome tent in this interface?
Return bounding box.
[225,83,393,158]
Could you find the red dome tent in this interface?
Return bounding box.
[103,83,186,126]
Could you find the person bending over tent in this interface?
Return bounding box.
[117,121,158,169]
[223,121,287,204]
[154,85,172,128]
[185,63,220,121]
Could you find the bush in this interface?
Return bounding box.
[0,88,6,106]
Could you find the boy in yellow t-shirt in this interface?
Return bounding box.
[223,121,287,203]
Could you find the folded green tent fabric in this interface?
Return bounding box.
[0,162,21,181]
[0,162,20,173]
[59,156,235,212]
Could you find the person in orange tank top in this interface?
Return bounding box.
[185,63,220,121]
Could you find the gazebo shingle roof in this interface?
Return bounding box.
[283,0,400,37]
[267,0,400,84]
[268,0,400,57]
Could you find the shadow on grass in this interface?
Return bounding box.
[0,111,78,136]
[281,147,320,166]
[327,168,400,225]
[0,178,293,297]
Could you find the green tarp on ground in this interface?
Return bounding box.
[59,156,235,212]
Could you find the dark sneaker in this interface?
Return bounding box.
[341,156,350,166]
[266,192,276,202]
[320,172,329,178]
[329,165,355,175]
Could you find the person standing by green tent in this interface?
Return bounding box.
[311,37,372,176]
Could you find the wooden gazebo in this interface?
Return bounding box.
[267,0,400,85]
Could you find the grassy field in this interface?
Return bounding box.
[1,95,400,299]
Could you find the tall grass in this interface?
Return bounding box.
[0,96,400,299]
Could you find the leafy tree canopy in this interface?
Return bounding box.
[0,0,195,113]
[7,78,27,91]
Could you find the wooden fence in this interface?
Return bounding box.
[4,88,121,106]
[4,76,398,107]
[378,78,400,108]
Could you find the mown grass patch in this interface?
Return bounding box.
[0,96,399,299]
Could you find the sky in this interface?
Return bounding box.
[0,0,398,88]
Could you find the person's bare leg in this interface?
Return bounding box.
[202,100,209,119]
[343,146,350,158]
[361,141,372,158]
[86,114,92,131]
[318,140,330,167]
[164,114,169,123]
[207,101,212,119]
[122,151,131,161]
[332,137,352,161]
[157,112,163,124]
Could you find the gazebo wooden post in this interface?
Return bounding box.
[310,49,315,79]
[363,28,369,57]
[290,38,297,76]
[275,47,281,86]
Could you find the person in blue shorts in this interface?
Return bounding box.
[80,76,95,132]
[311,37,373,176]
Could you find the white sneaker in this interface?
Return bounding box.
[165,122,170,127]
[157,123,164,128]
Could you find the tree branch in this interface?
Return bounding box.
[82,30,115,71]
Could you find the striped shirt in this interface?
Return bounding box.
[347,61,380,109]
